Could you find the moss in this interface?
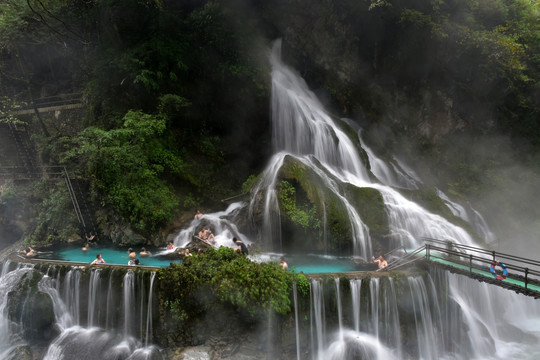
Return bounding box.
[272,155,392,253]
[345,185,389,237]
[18,270,43,295]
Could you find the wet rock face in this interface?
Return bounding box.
[5,345,33,360]
[6,271,58,343]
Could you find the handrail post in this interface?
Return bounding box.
[426,244,430,260]
[492,250,496,262]
[525,268,529,290]
[469,254,473,274]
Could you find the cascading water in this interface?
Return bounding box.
[0,38,537,360]
[355,126,420,190]
[260,39,540,360]
[310,279,326,360]
[0,262,161,360]
[87,268,101,327]
[173,202,249,249]
[0,264,33,359]
[248,40,481,258]
[305,270,540,360]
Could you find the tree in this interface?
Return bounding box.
[63,110,183,232]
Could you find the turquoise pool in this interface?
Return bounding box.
[251,253,371,274]
[32,246,372,273]
[34,245,182,267]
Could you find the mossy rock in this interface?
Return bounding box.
[345,184,389,238]
[274,155,390,254]
[5,345,33,360]
[7,270,58,342]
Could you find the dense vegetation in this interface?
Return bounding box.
[157,247,309,319]
[0,0,538,245]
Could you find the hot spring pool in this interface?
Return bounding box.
[32,246,372,273]
[33,245,183,267]
[250,253,373,274]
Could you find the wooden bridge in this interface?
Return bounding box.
[386,238,540,299]
[5,93,83,116]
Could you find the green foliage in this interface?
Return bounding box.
[63,110,183,232]
[157,247,305,319]
[278,180,321,232]
[241,174,260,194]
[157,94,191,120]
[26,180,79,245]
[0,182,17,206]
[0,97,26,125]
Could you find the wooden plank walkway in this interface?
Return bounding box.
[10,103,83,115]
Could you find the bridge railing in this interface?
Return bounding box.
[20,93,82,109]
[0,165,65,179]
[423,239,540,291]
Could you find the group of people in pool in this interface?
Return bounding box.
[21,247,36,257]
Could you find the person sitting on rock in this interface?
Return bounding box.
[198,228,206,240]
[194,210,204,220]
[184,248,193,257]
[166,241,176,251]
[206,229,216,244]
[82,243,89,251]
[279,257,288,270]
[233,237,248,255]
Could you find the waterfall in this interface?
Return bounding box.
[105,269,114,329]
[293,282,301,360]
[369,277,380,339]
[356,127,419,190]
[302,269,540,359]
[173,202,250,249]
[123,270,135,338]
[0,266,32,358]
[87,268,101,327]
[350,279,362,332]
[407,277,441,359]
[310,279,326,360]
[62,268,81,326]
[334,278,343,341]
[0,262,163,360]
[145,272,155,346]
[437,189,497,244]
[312,277,402,360]
[248,40,484,258]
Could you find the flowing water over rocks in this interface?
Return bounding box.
[0,41,539,360]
